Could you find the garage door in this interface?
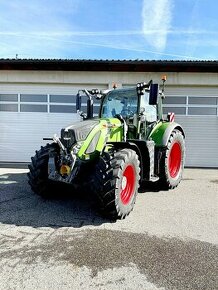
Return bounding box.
[163,87,218,167]
[0,84,105,162]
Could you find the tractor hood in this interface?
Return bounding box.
[60,119,99,149]
[61,118,123,158]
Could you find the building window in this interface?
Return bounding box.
[164,96,186,104]
[0,94,18,102]
[163,95,218,116]
[188,97,217,105]
[163,107,186,115]
[0,104,18,112]
[50,105,75,113]
[0,93,101,114]
[20,104,47,112]
[50,95,76,103]
[20,94,47,102]
[188,107,217,116]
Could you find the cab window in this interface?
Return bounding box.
[101,88,138,118]
[140,92,157,122]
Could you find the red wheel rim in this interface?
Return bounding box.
[120,165,135,205]
[169,142,182,178]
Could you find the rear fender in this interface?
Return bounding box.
[149,121,185,147]
[162,123,185,146]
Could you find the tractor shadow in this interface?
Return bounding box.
[139,180,166,193]
[0,170,110,229]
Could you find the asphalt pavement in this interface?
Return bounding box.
[0,167,217,290]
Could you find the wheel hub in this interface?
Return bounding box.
[169,142,182,178]
[121,176,127,190]
[120,165,135,205]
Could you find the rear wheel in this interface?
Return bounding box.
[27,143,60,198]
[160,129,185,189]
[91,149,140,219]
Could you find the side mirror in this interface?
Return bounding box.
[149,84,159,105]
[76,93,81,111]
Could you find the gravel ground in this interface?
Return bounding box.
[0,167,217,290]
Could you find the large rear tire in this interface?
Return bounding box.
[27,143,60,198]
[159,129,185,189]
[91,149,140,219]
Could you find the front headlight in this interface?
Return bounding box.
[60,129,76,150]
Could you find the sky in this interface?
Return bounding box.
[0,0,217,60]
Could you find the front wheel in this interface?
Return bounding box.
[159,129,185,189]
[91,149,140,220]
[27,143,60,198]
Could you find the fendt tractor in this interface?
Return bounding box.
[28,77,185,219]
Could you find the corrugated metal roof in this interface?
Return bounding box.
[0,59,218,72]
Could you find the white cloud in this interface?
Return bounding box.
[142,0,173,51]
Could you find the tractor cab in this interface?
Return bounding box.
[76,80,161,140]
[100,82,159,139]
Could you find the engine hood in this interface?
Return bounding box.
[61,118,123,155]
[64,119,99,141]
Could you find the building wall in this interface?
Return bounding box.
[1,70,218,87]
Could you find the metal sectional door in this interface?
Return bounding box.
[163,87,218,168]
[175,116,218,167]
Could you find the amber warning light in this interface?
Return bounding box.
[112,82,118,89]
[162,75,167,82]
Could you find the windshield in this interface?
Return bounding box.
[101,88,138,118]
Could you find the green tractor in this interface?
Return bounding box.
[28,77,185,219]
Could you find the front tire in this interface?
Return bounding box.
[91,149,140,219]
[160,129,185,189]
[27,143,59,198]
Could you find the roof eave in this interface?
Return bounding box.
[0,59,217,73]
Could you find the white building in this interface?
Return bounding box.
[0,59,218,167]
